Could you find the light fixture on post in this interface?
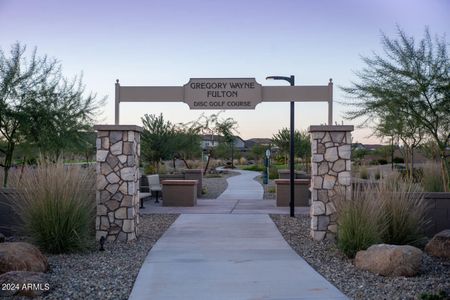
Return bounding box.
[266,75,295,217]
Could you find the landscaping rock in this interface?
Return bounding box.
[272,215,450,300]
[0,232,5,243]
[425,229,450,259]
[355,244,422,276]
[0,242,49,274]
[0,271,49,297]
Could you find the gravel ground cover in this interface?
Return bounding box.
[35,214,178,300]
[271,215,450,300]
[201,171,239,199]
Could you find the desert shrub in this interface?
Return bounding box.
[335,185,385,258]
[207,159,223,171]
[269,166,278,180]
[399,168,423,183]
[239,157,247,165]
[144,164,157,174]
[393,157,404,164]
[359,166,369,179]
[421,163,445,192]
[374,169,381,180]
[379,174,429,246]
[184,160,203,170]
[377,159,388,165]
[13,161,95,253]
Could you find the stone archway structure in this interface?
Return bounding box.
[94,78,353,242]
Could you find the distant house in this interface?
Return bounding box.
[200,135,222,150]
[245,138,272,149]
[233,136,246,150]
[200,135,246,151]
[363,144,385,151]
[352,143,384,151]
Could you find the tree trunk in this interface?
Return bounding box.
[2,142,15,188]
[85,149,90,165]
[439,149,449,192]
[181,157,190,169]
[203,155,211,175]
[391,138,394,170]
[231,145,234,168]
[18,156,26,183]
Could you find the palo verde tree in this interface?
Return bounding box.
[141,113,175,172]
[0,42,101,187]
[22,76,100,159]
[250,143,267,163]
[375,107,425,175]
[194,112,238,174]
[171,122,202,169]
[272,128,310,165]
[215,117,238,168]
[342,27,450,190]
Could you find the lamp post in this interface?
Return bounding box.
[266,75,295,217]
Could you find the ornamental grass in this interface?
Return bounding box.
[421,162,445,192]
[335,185,385,258]
[336,173,429,258]
[13,160,95,253]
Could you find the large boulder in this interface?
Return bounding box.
[355,244,422,276]
[0,242,48,274]
[425,229,450,259]
[0,271,50,297]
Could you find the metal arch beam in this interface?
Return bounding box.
[114,79,333,125]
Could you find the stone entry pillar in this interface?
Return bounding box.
[308,125,354,241]
[94,125,143,242]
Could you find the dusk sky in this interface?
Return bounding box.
[1,0,449,143]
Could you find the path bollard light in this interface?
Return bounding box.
[263,157,269,185]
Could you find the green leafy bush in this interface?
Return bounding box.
[14,161,95,253]
[267,186,276,193]
[242,164,265,172]
[144,164,157,174]
[420,290,448,300]
[269,167,278,180]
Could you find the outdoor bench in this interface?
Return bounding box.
[139,174,162,208]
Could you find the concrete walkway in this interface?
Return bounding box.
[216,169,264,200]
[139,168,311,215]
[129,214,347,300]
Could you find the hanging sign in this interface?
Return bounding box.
[184,78,262,109]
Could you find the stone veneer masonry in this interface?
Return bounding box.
[308,125,354,241]
[94,125,143,242]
